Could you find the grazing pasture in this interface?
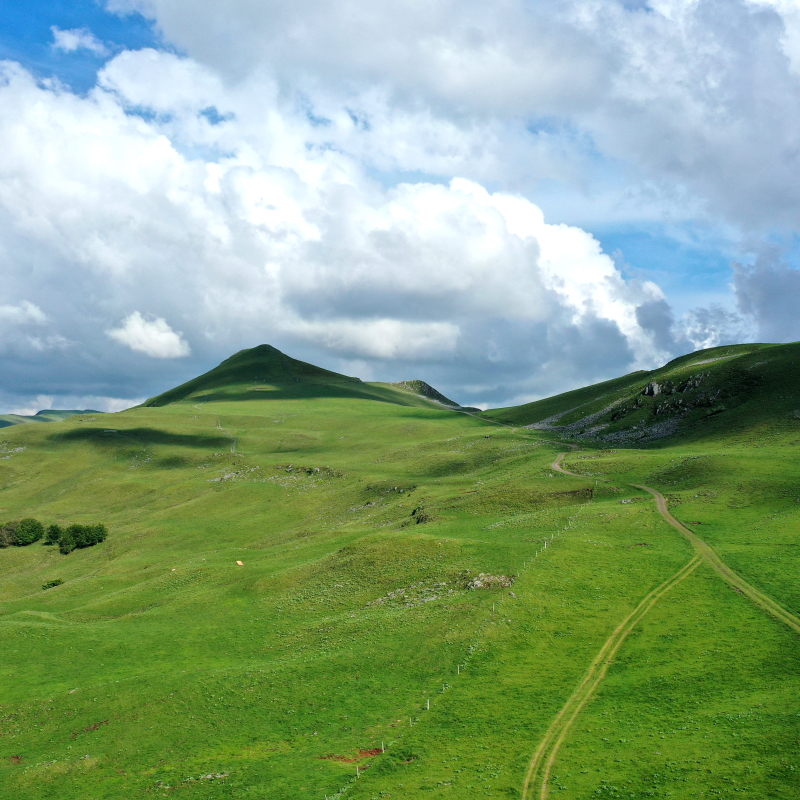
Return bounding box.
[1,343,799,798]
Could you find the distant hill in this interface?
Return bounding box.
[0,409,102,429]
[142,343,467,410]
[486,341,800,443]
[380,380,480,411]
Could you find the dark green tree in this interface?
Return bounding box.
[68,523,90,549]
[44,524,63,545]
[58,528,76,555]
[86,524,108,546]
[0,521,18,548]
[3,519,44,546]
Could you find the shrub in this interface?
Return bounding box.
[44,524,63,545]
[0,521,18,548]
[87,523,108,546]
[58,528,76,555]
[0,519,44,547]
[59,523,108,554]
[42,579,63,590]
[0,520,108,555]
[68,524,90,549]
[16,518,44,546]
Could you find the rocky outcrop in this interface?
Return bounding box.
[642,373,708,398]
[643,381,662,397]
[525,370,729,445]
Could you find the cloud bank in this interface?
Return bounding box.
[1,0,799,411]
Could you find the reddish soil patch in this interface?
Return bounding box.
[10,756,22,764]
[359,748,383,757]
[71,719,109,740]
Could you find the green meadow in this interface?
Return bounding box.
[1,343,799,798]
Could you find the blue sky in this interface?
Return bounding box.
[0,0,798,413]
[1,1,741,312]
[0,0,159,92]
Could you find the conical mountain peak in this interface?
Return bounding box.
[142,344,360,406]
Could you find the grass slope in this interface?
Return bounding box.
[485,341,787,444]
[141,344,447,409]
[0,410,102,429]
[1,344,799,799]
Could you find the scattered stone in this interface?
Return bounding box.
[368,581,456,608]
[209,466,261,482]
[468,573,514,590]
[643,381,661,397]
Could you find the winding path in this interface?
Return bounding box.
[522,555,701,800]
[523,450,800,799]
[632,483,800,634]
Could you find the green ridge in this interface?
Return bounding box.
[0,410,102,429]
[142,344,457,410]
[485,341,794,444]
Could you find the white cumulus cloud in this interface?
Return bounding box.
[5,0,800,410]
[107,312,191,358]
[0,301,47,326]
[51,26,110,57]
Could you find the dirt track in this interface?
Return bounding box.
[523,450,800,799]
[522,554,701,800]
[631,483,800,633]
[554,450,800,634]
[551,452,575,475]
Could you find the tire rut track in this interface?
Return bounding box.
[555,451,800,632]
[523,449,800,799]
[522,555,701,800]
[632,484,800,633]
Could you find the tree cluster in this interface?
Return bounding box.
[0,518,108,554]
[0,518,44,547]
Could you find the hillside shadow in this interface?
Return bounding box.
[50,427,230,449]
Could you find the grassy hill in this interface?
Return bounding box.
[1,343,799,799]
[484,341,793,443]
[0,410,102,429]
[141,344,476,411]
[141,344,451,409]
